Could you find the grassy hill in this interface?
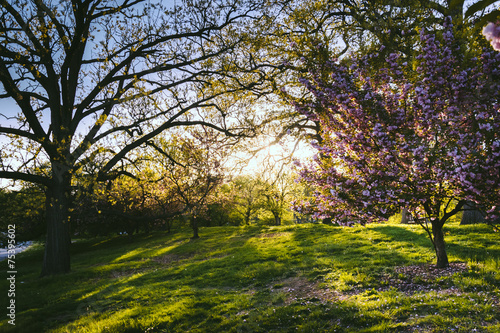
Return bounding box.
[1,222,499,332]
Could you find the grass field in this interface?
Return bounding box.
[1,221,499,332]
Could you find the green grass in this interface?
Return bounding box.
[1,221,499,332]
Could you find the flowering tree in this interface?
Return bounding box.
[293,21,500,268]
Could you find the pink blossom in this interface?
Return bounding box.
[483,22,500,51]
[292,20,500,225]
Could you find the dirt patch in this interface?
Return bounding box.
[271,277,337,304]
[153,253,194,265]
[393,262,468,280]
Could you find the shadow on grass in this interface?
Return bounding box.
[369,224,435,256]
[3,223,499,333]
[291,224,432,274]
[370,223,500,267]
[0,227,277,332]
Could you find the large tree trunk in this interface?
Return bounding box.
[401,208,411,224]
[41,173,72,276]
[432,222,449,268]
[460,201,485,225]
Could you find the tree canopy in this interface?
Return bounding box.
[1,0,499,276]
[0,0,283,275]
[293,19,500,267]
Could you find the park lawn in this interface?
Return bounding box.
[1,221,499,332]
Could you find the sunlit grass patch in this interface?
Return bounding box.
[1,222,499,332]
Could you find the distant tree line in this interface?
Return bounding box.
[0,126,310,245]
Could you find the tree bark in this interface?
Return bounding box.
[191,217,199,239]
[244,209,251,225]
[401,208,410,224]
[164,219,171,233]
[432,222,449,268]
[460,201,485,225]
[41,173,72,276]
[274,213,281,226]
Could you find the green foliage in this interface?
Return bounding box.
[1,221,499,332]
[68,127,234,237]
[0,186,45,246]
[0,0,284,275]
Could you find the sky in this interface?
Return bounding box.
[0,0,319,192]
[4,0,494,190]
[234,139,314,176]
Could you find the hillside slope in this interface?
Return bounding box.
[1,222,499,332]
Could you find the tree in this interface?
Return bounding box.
[201,183,241,227]
[0,0,281,275]
[149,127,230,239]
[460,201,486,225]
[0,184,45,246]
[232,175,262,225]
[258,177,287,226]
[95,175,165,235]
[257,164,297,226]
[72,126,231,237]
[400,208,412,224]
[293,20,500,268]
[265,0,500,149]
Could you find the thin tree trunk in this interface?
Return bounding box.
[432,222,449,268]
[164,219,171,233]
[245,208,251,225]
[41,175,72,276]
[191,217,199,239]
[274,213,281,226]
